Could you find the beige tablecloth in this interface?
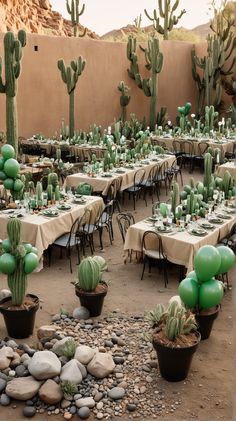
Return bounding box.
[124,213,236,272]
[65,155,176,195]
[0,196,104,260]
[152,136,235,154]
[216,162,236,180]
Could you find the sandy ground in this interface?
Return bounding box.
[0,167,234,421]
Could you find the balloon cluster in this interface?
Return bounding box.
[0,240,39,276]
[179,245,235,310]
[0,144,24,195]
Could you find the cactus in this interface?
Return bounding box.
[145,303,165,327]
[63,339,76,359]
[156,106,167,127]
[186,190,196,215]
[171,181,179,220]
[58,57,86,139]
[36,181,42,204]
[66,0,86,37]
[118,81,131,123]
[48,172,59,190]
[164,301,197,340]
[127,36,163,130]
[203,152,213,200]
[76,256,101,292]
[47,184,53,201]
[144,0,186,40]
[0,30,27,154]
[222,170,232,199]
[55,185,60,201]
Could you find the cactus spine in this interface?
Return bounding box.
[144,0,186,40]
[127,36,163,130]
[118,81,131,123]
[66,0,86,37]
[0,30,27,154]
[58,57,86,139]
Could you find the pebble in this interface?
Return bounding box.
[0,378,6,392]
[23,406,36,417]
[96,412,104,419]
[63,411,73,420]
[0,393,11,406]
[127,403,137,412]
[96,402,104,410]
[77,407,90,419]
[108,387,125,400]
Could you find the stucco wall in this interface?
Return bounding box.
[0,34,199,138]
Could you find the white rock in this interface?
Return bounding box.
[52,337,73,356]
[75,397,95,408]
[28,351,61,380]
[60,359,83,384]
[6,376,41,400]
[87,352,115,379]
[37,325,57,340]
[0,289,11,301]
[0,347,14,370]
[74,346,95,365]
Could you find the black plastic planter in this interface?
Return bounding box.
[0,294,39,339]
[195,307,219,340]
[75,282,108,317]
[153,332,201,382]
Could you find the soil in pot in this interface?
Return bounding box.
[195,306,219,340]
[153,330,201,382]
[0,294,39,339]
[75,282,108,317]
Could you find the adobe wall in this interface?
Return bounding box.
[0,34,202,138]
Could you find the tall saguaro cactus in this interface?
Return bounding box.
[57,57,86,139]
[0,30,27,154]
[144,0,186,40]
[66,0,86,37]
[117,81,131,123]
[127,36,163,130]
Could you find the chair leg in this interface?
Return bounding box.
[99,228,103,250]
[163,261,168,288]
[141,256,146,280]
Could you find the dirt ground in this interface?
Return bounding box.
[0,167,235,421]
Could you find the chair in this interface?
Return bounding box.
[155,161,169,196]
[116,212,135,243]
[140,165,159,205]
[141,230,168,287]
[172,140,183,157]
[220,223,236,254]
[103,177,122,212]
[48,213,84,273]
[96,200,115,249]
[166,157,183,186]
[123,168,146,210]
[182,141,195,173]
[194,142,208,170]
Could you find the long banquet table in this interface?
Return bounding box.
[124,211,236,272]
[65,154,176,195]
[152,136,235,154]
[0,196,103,261]
[216,161,236,180]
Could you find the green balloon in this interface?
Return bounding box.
[178,277,199,308]
[0,253,16,275]
[0,157,5,171]
[4,158,20,178]
[0,171,7,181]
[194,245,221,282]
[24,252,38,274]
[13,179,24,192]
[216,246,235,275]
[3,178,14,190]
[1,144,15,159]
[199,279,224,309]
[186,270,199,282]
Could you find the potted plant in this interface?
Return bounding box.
[0,218,39,338]
[178,245,235,340]
[146,299,200,382]
[74,256,108,317]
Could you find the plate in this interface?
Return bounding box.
[156,226,173,233]
[208,218,223,224]
[215,213,231,219]
[189,228,207,236]
[115,169,126,174]
[199,222,215,230]
[147,216,159,222]
[74,198,86,204]
[101,173,113,178]
[43,210,59,217]
[57,204,71,210]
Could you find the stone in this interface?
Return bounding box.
[75,397,95,408]
[127,403,137,412]
[60,399,71,409]
[15,364,29,377]
[108,387,125,400]
[94,392,103,402]
[97,412,104,419]
[38,379,63,404]
[6,376,41,400]
[6,340,18,349]
[0,346,14,370]
[77,407,90,419]
[87,352,115,379]
[76,360,87,378]
[72,307,90,320]
[10,352,21,368]
[37,325,57,340]
[63,412,72,420]
[0,378,6,392]
[60,359,82,384]
[23,406,37,417]
[74,345,95,365]
[51,337,73,356]
[28,351,61,380]
[0,393,10,406]
[0,289,11,301]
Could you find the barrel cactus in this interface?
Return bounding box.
[76,256,101,292]
[0,219,39,306]
[164,301,197,341]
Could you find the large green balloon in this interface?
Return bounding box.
[13,179,24,192]
[24,252,39,274]
[186,270,199,282]
[1,144,15,160]
[0,157,5,171]
[194,245,221,282]
[4,158,20,178]
[0,171,7,181]
[3,178,14,190]
[0,253,16,275]
[216,246,235,275]
[199,279,224,309]
[178,277,199,308]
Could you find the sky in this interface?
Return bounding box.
[50,0,215,36]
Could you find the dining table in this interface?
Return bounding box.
[216,161,236,180]
[152,135,236,154]
[124,203,236,272]
[0,195,104,264]
[65,154,176,195]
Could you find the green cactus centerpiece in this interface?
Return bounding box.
[58,57,86,139]
[0,30,27,154]
[0,219,39,306]
[66,0,86,37]
[118,81,131,123]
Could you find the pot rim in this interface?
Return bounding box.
[0,293,39,311]
[152,330,201,350]
[75,281,108,295]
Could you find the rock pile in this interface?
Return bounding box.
[0,0,98,38]
[0,310,182,419]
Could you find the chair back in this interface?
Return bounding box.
[99,200,114,224]
[182,141,194,155]
[116,212,135,243]
[173,140,182,154]
[157,160,168,179]
[197,142,208,156]
[106,177,122,201]
[133,168,146,186]
[141,230,166,258]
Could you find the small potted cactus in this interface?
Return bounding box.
[74,256,108,317]
[146,299,200,382]
[0,218,39,338]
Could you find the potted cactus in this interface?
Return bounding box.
[146,299,200,382]
[0,218,39,338]
[74,256,108,317]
